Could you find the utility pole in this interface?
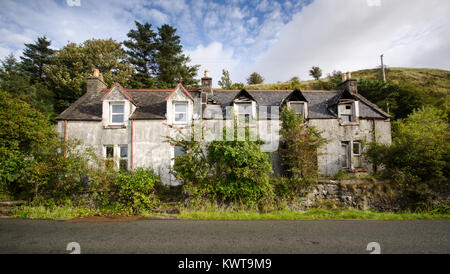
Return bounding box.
[380,54,386,83]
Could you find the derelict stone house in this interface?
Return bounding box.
[56,69,391,185]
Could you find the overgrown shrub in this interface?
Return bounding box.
[365,106,449,209]
[279,106,327,195]
[113,168,159,214]
[207,138,274,205]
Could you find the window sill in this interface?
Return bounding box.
[104,125,126,129]
[339,121,359,126]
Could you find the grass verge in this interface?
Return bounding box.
[178,208,450,220]
[9,206,450,220]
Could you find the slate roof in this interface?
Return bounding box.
[56,88,389,121]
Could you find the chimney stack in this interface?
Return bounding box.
[338,71,358,94]
[201,69,213,103]
[87,68,106,94]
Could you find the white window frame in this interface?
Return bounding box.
[110,102,125,125]
[173,102,188,124]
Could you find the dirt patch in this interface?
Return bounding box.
[66,216,140,222]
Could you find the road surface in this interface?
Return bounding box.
[1,218,449,254]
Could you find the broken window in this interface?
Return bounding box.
[119,145,128,171]
[105,145,114,168]
[338,103,354,123]
[236,103,252,124]
[290,102,304,117]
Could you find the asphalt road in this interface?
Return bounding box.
[0,218,449,254]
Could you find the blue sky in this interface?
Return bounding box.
[0,0,449,86]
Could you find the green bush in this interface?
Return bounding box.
[279,106,327,194]
[366,106,449,186]
[114,168,159,214]
[207,138,274,205]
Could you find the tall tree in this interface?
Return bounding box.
[123,21,158,88]
[154,24,199,88]
[246,72,264,85]
[0,54,54,118]
[20,36,54,82]
[46,39,133,113]
[218,69,233,89]
[309,66,322,80]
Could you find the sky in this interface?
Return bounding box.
[0,0,449,87]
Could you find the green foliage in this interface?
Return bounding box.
[358,78,428,119]
[246,72,264,85]
[231,82,245,90]
[218,69,233,89]
[166,122,274,207]
[0,54,55,118]
[279,106,327,194]
[365,106,449,207]
[309,66,322,80]
[207,138,274,205]
[114,168,159,214]
[45,38,133,113]
[154,24,199,88]
[123,21,158,88]
[20,36,54,82]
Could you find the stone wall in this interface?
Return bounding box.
[298,179,408,211]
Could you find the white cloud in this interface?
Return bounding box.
[248,0,450,82]
[185,42,240,87]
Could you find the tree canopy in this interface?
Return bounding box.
[246,72,264,85]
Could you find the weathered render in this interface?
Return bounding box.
[56,70,391,185]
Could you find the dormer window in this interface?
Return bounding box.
[110,103,125,124]
[174,102,188,124]
[338,102,355,123]
[236,103,252,123]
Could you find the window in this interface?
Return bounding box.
[174,145,186,158]
[174,102,188,124]
[339,103,354,123]
[341,143,349,168]
[353,141,361,155]
[110,103,125,124]
[236,103,252,124]
[341,114,352,122]
[105,145,114,168]
[289,102,305,118]
[119,145,128,170]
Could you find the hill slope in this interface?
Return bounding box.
[245,67,450,96]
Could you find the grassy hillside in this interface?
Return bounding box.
[246,67,450,96]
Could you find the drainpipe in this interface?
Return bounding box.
[130,119,134,170]
[64,120,68,157]
[372,118,377,172]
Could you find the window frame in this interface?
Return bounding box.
[289,101,306,118]
[235,102,253,124]
[173,102,188,124]
[352,141,361,156]
[110,102,125,125]
[119,145,128,171]
[341,142,349,168]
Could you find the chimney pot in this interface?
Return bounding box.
[204,69,209,78]
[87,69,106,94]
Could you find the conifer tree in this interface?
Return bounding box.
[20,36,54,82]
